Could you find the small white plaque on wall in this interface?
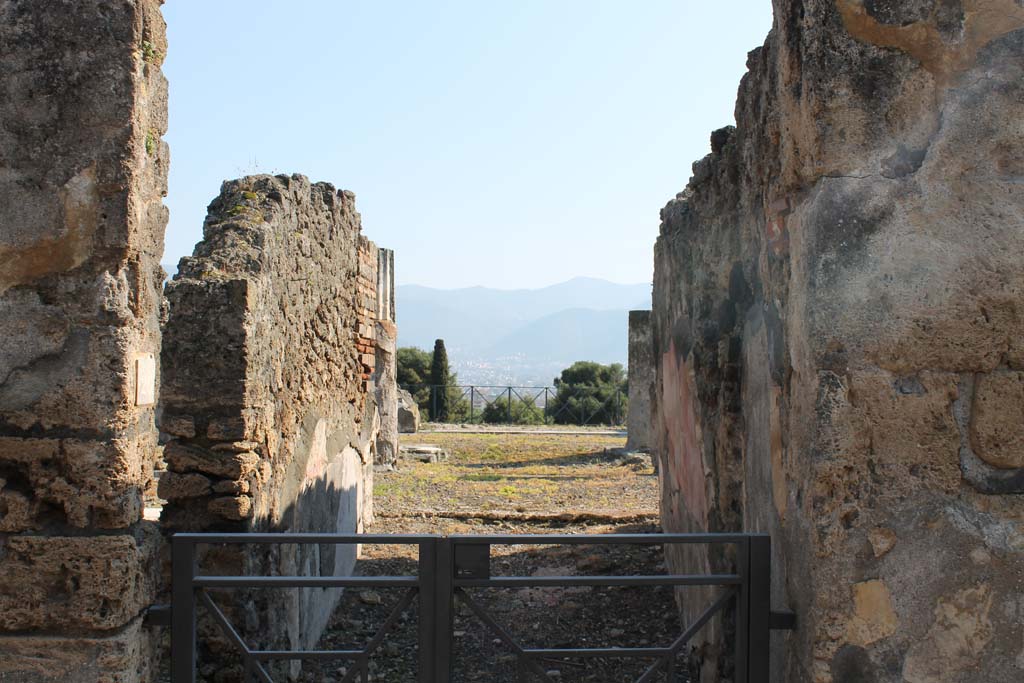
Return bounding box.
[135,353,156,406]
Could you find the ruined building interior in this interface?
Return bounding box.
[1,1,1022,682]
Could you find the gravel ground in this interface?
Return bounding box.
[301,519,697,683]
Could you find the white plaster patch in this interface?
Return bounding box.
[134,353,156,406]
[303,419,328,486]
[331,446,363,576]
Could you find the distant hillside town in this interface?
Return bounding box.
[396,277,650,385]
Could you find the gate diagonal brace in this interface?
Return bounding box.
[454,588,557,682]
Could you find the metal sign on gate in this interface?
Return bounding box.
[167,533,795,682]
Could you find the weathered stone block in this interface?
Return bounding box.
[0,617,156,683]
[212,478,251,494]
[0,481,38,532]
[970,371,1024,469]
[207,416,249,441]
[0,528,160,632]
[208,495,253,520]
[157,471,212,499]
[164,441,260,480]
[0,436,150,529]
[160,413,196,438]
[397,388,420,434]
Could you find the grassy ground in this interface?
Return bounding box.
[375,432,658,517]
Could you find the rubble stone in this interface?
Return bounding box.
[398,388,421,433]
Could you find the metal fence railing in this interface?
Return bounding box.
[167,532,795,682]
[399,384,627,426]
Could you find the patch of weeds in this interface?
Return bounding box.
[225,204,265,223]
[480,444,505,460]
[145,130,158,156]
[140,40,163,65]
[498,485,519,498]
[241,191,260,201]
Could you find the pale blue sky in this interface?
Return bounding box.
[162,1,773,289]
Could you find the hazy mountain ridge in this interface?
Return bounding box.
[396,278,650,384]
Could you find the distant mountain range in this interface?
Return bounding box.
[396,278,651,385]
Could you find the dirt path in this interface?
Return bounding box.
[302,433,694,682]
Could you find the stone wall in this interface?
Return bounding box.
[159,174,395,676]
[0,1,168,680]
[651,2,1024,682]
[627,310,654,451]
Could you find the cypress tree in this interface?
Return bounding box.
[429,339,450,421]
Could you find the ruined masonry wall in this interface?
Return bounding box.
[159,174,396,671]
[627,310,654,451]
[651,2,1024,682]
[0,1,168,680]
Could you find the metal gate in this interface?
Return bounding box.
[168,532,794,682]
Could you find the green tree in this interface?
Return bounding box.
[429,339,451,421]
[396,346,432,412]
[482,395,545,425]
[547,361,628,425]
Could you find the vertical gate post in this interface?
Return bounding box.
[418,539,438,683]
[469,387,475,423]
[171,535,196,683]
[506,387,513,424]
[434,537,455,682]
[748,535,771,683]
[735,537,750,683]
